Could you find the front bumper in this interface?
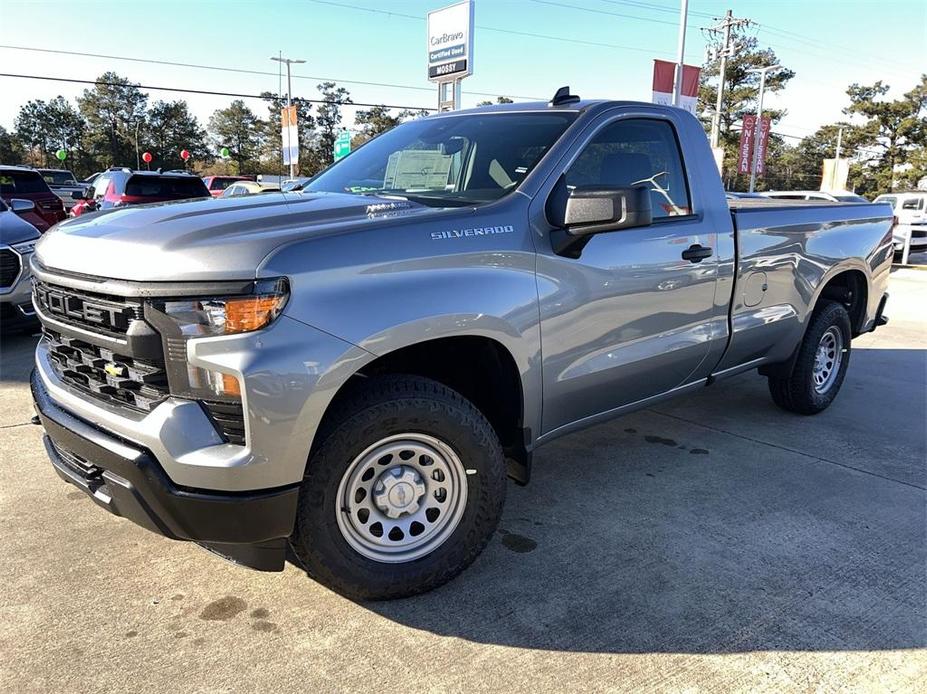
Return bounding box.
[33,313,367,492]
[32,369,299,571]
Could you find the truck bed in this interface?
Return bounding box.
[714,200,894,375]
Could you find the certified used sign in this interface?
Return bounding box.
[427,0,473,82]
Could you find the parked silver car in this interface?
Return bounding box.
[0,198,39,332]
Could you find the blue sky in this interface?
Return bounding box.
[1,0,924,144]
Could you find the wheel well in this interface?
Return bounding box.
[320,336,527,473]
[818,270,868,335]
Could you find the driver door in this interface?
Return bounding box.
[535,115,722,435]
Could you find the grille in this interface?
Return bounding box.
[202,401,246,445]
[33,280,143,337]
[0,249,20,288]
[44,328,169,412]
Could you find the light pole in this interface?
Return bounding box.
[270,55,305,178]
[135,119,141,170]
[672,0,689,106]
[747,64,778,193]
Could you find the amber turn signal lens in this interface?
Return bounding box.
[224,295,287,334]
[221,373,242,396]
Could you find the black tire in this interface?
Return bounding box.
[767,301,852,415]
[290,374,506,600]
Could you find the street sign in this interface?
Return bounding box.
[334,131,351,161]
[427,1,474,82]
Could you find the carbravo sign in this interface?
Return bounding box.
[427,1,474,81]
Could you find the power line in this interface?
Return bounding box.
[306,0,685,58]
[0,73,438,111]
[0,44,541,101]
[599,0,717,20]
[527,0,680,27]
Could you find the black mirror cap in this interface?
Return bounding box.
[564,186,652,234]
[548,182,652,257]
[71,190,86,200]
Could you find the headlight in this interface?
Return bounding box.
[160,278,289,337]
[12,240,36,254]
[147,278,289,401]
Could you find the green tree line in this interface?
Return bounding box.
[0,72,424,179]
[698,33,927,197]
[1,61,924,197]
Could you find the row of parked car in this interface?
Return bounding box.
[0,166,283,334]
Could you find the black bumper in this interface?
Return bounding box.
[31,370,299,571]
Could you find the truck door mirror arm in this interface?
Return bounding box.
[547,177,653,258]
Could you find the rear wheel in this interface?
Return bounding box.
[290,375,506,600]
[767,301,852,415]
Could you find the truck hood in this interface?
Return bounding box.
[34,192,433,281]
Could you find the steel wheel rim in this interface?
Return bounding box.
[336,433,468,563]
[813,326,843,393]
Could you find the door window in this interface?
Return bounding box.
[565,119,692,217]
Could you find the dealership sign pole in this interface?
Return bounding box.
[427,1,474,111]
[271,55,305,178]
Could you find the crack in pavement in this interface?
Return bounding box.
[648,409,926,492]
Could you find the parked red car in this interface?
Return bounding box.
[0,166,67,232]
[202,175,250,198]
[71,169,211,216]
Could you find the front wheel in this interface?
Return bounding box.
[290,375,506,600]
[767,301,852,415]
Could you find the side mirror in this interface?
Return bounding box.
[547,182,652,257]
[71,189,86,200]
[10,199,36,213]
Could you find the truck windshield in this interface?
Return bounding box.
[305,112,577,206]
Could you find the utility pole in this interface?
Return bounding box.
[704,10,752,149]
[747,65,778,193]
[270,55,305,178]
[672,0,689,106]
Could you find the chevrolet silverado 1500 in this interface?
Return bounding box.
[31,93,892,599]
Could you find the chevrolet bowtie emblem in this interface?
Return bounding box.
[103,362,125,378]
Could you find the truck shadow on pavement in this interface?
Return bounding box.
[367,345,926,654]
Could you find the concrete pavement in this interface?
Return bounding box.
[0,266,924,692]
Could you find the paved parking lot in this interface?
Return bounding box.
[1,266,924,692]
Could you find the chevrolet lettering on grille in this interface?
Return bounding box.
[34,285,129,331]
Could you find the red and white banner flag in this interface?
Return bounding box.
[738,115,771,175]
[652,60,701,115]
[755,115,771,175]
[738,114,756,174]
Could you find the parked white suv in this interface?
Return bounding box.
[872,192,927,255]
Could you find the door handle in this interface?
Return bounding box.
[681,244,713,263]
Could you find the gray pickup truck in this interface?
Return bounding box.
[30,93,892,599]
